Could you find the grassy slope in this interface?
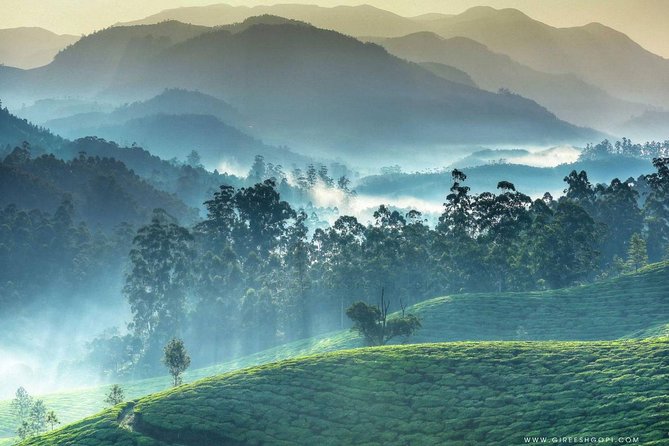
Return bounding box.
[21,340,669,446]
[2,262,668,441]
[410,261,669,342]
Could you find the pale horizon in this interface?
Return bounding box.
[1,0,668,58]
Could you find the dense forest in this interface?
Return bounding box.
[3,138,666,380]
[86,155,669,377]
[1,90,667,385]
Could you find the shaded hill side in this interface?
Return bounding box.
[2,21,211,98]
[20,340,669,445]
[0,150,197,229]
[60,113,308,168]
[0,106,64,154]
[1,262,667,440]
[620,110,669,142]
[43,88,243,133]
[55,137,244,211]
[418,61,477,88]
[119,3,424,37]
[419,7,669,107]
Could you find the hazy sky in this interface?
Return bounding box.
[2,0,668,57]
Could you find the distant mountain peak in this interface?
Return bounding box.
[390,31,443,42]
[459,6,530,21]
[222,14,310,33]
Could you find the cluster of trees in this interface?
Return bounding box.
[248,155,356,204]
[346,290,421,346]
[59,138,244,211]
[88,158,668,378]
[580,138,669,161]
[1,144,196,229]
[11,388,59,440]
[0,199,132,313]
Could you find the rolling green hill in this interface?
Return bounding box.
[1,262,667,443]
[19,340,669,445]
[408,261,669,342]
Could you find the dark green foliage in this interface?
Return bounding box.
[125,211,194,370]
[645,158,669,260]
[580,138,669,161]
[58,137,243,210]
[162,339,191,387]
[0,145,196,229]
[0,106,64,155]
[346,294,421,346]
[626,233,649,272]
[0,201,132,315]
[20,341,669,446]
[106,160,667,377]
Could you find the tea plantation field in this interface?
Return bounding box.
[2,262,668,443]
[20,340,669,446]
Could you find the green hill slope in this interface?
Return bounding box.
[409,261,669,342]
[20,340,669,446]
[1,262,667,442]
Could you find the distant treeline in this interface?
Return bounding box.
[581,138,669,161]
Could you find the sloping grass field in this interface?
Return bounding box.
[20,340,669,446]
[409,261,669,342]
[2,262,668,443]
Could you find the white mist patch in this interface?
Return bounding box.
[450,145,582,170]
[510,145,581,167]
[307,184,443,225]
[309,184,349,209]
[0,289,131,400]
[352,194,443,219]
[215,159,249,178]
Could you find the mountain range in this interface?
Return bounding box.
[372,32,649,132]
[2,4,667,162]
[1,18,600,161]
[117,3,669,109]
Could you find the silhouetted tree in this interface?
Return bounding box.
[346,289,421,346]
